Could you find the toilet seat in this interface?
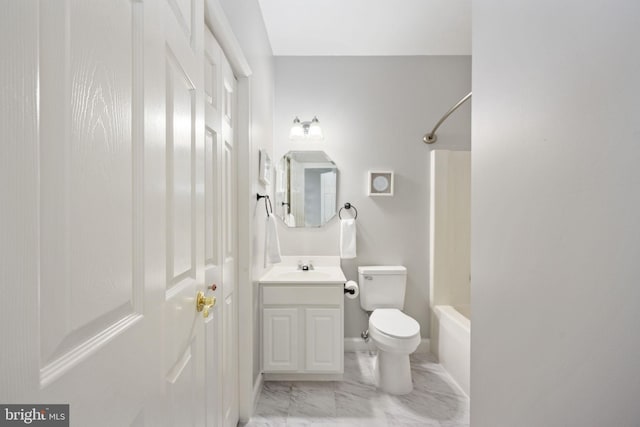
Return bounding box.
[369,309,420,354]
[370,308,420,338]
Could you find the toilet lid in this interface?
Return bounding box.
[370,309,420,339]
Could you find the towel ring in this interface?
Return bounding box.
[338,202,358,220]
[256,193,273,216]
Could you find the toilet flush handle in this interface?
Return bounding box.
[364,275,373,280]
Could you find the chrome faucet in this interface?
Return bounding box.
[297,260,314,271]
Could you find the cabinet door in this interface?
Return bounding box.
[305,308,343,372]
[263,308,299,372]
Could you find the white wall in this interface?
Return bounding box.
[472,1,640,425]
[218,0,274,393]
[274,56,471,339]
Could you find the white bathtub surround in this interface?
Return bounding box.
[434,305,470,397]
[429,149,471,397]
[242,352,469,427]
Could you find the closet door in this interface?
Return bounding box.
[203,26,224,427]
[220,46,239,427]
[161,0,209,425]
[203,25,239,427]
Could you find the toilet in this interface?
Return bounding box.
[358,266,420,395]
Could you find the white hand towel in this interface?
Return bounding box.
[286,213,296,227]
[340,218,357,259]
[265,215,282,265]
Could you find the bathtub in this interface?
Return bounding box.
[433,305,470,396]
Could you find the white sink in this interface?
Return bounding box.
[272,270,331,281]
[260,262,346,284]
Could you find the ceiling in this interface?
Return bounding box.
[257,0,471,56]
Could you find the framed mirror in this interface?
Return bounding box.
[274,151,338,228]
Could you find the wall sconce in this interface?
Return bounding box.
[289,116,324,140]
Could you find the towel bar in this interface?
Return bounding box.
[256,193,273,216]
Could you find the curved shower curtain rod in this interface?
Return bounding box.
[423,91,472,144]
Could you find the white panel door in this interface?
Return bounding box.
[203,27,223,427]
[263,308,299,372]
[203,25,238,427]
[220,51,239,427]
[0,1,217,426]
[305,308,342,372]
[162,0,209,426]
[1,1,172,425]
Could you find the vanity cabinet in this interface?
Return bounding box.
[261,283,343,378]
[262,307,299,371]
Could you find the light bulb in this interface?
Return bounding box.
[289,117,304,139]
[307,116,323,140]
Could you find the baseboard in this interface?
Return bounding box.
[263,373,343,381]
[416,338,431,353]
[239,374,263,423]
[344,338,430,353]
[251,374,263,412]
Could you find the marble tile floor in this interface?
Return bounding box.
[241,351,469,427]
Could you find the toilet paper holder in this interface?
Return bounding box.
[344,280,359,298]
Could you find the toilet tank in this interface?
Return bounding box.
[358,266,407,311]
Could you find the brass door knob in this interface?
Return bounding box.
[196,291,216,318]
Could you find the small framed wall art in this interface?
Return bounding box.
[368,171,394,196]
[259,149,272,185]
